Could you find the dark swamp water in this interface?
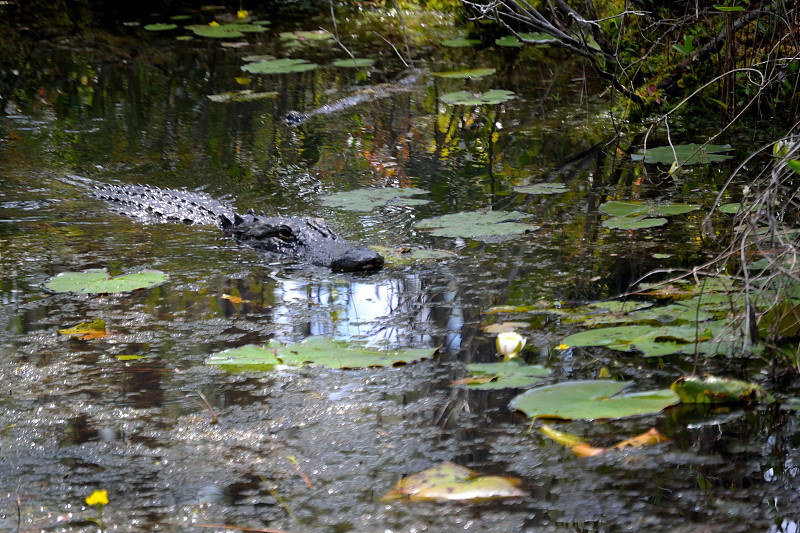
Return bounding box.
[1,3,799,532]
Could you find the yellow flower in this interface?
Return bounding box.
[496,332,526,359]
[555,343,570,351]
[237,10,249,19]
[209,21,219,26]
[85,490,108,506]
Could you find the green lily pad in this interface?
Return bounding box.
[205,344,282,371]
[442,38,481,47]
[144,23,178,31]
[242,58,318,74]
[495,32,551,47]
[510,380,679,420]
[186,24,266,38]
[381,462,526,502]
[599,201,700,217]
[370,246,457,266]
[719,202,741,214]
[170,15,192,21]
[440,90,516,106]
[599,201,699,230]
[207,90,278,102]
[433,68,496,79]
[603,215,668,229]
[671,375,774,404]
[331,58,375,68]
[457,360,550,390]
[321,187,429,211]
[280,30,333,42]
[414,210,538,239]
[206,336,437,370]
[252,19,271,26]
[44,269,168,294]
[631,143,733,165]
[514,183,569,195]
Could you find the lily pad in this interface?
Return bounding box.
[331,58,375,68]
[440,90,516,106]
[242,58,318,74]
[57,319,108,340]
[206,336,437,370]
[671,375,774,404]
[510,380,679,420]
[414,210,538,239]
[719,202,741,214]
[44,268,168,294]
[433,68,496,79]
[370,246,457,266]
[381,462,525,502]
[441,39,481,47]
[207,90,278,103]
[599,201,699,230]
[205,344,282,371]
[320,187,429,211]
[631,143,733,165]
[186,24,266,38]
[495,32,552,47]
[514,183,569,195]
[280,30,333,42]
[603,215,668,230]
[454,360,550,390]
[144,23,178,31]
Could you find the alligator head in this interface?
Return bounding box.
[221,211,384,272]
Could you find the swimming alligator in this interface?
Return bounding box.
[285,72,420,127]
[88,180,384,272]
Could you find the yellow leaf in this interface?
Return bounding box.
[614,427,669,449]
[58,319,108,340]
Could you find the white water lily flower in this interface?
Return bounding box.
[496,331,526,359]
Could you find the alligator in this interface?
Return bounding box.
[285,72,420,127]
[87,180,384,272]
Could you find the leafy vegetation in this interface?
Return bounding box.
[44,269,168,294]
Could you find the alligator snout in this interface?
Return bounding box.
[329,247,385,272]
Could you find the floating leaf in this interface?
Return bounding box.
[455,360,550,390]
[442,38,481,47]
[57,319,108,340]
[207,90,278,102]
[144,23,178,31]
[185,24,258,38]
[515,183,569,195]
[252,19,271,25]
[440,90,516,106]
[381,462,525,502]
[370,246,457,266]
[719,203,741,214]
[206,337,437,370]
[242,58,318,74]
[415,210,538,239]
[510,380,679,421]
[495,32,551,47]
[631,143,733,165]
[276,337,435,369]
[44,269,168,294]
[280,30,333,42]
[599,201,699,230]
[603,215,667,229]
[671,375,774,404]
[540,425,668,457]
[331,58,375,68]
[320,187,429,211]
[433,68,496,79]
[483,321,529,333]
[205,344,282,371]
